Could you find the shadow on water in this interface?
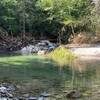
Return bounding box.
[0,54,100,99]
[0,56,69,100]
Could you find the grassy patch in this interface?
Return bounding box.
[48,46,75,67]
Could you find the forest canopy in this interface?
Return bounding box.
[0,0,99,43]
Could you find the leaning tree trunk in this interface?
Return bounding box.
[71,24,75,38]
[58,26,65,44]
[21,0,26,46]
[58,32,62,45]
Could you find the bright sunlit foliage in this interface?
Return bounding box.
[48,46,76,67]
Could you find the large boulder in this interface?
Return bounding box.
[20,40,57,55]
[21,45,35,55]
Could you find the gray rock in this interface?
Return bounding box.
[37,42,46,46]
[22,94,30,98]
[28,97,37,100]
[40,92,51,97]
[1,92,13,98]
[6,85,15,91]
[21,45,35,55]
[0,87,7,93]
[0,97,13,100]
[38,97,44,100]
[19,40,57,55]
[0,86,13,98]
[7,93,13,98]
[0,97,8,100]
[1,83,15,92]
[13,98,19,100]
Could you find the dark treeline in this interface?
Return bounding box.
[0,0,99,44]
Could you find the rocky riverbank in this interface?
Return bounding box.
[0,82,52,100]
[0,82,83,100]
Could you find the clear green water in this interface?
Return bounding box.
[0,54,100,100]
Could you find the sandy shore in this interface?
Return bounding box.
[69,45,100,60]
[78,55,100,60]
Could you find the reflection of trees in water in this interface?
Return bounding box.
[61,59,98,91]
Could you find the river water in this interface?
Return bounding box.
[0,54,100,100]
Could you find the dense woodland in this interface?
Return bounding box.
[0,0,100,50]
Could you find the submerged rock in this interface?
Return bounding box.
[66,90,81,98]
[22,94,30,98]
[28,96,37,100]
[40,92,51,97]
[38,92,52,100]
[18,97,26,100]
[13,98,19,100]
[38,97,44,100]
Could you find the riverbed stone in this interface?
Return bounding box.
[0,86,7,93]
[40,92,51,97]
[2,83,15,91]
[28,96,37,100]
[0,97,8,100]
[23,94,30,98]
[18,97,26,100]
[66,90,81,98]
[38,97,45,100]
[7,92,13,98]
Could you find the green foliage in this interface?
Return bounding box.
[0,0,96,41]
[36,0,95,42]
[36,0,93,26]
[36,0,53,11]
[48,46,76,67]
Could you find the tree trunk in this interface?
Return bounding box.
[22,11,25,35]
[71,24,75,38]
[58,32,61,45]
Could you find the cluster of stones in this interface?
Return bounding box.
[0,83,51,100]
[0,83,81,100]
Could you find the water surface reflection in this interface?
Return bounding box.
[0,55,100,99]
